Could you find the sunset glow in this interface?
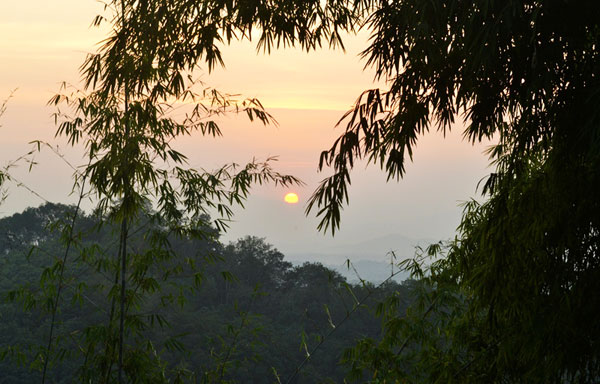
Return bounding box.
[284,193,299,204]
[0,0,491,255]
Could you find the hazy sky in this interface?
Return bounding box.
[1,1,492,262]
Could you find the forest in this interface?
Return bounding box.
[1,0,599,383]
[0,203,408,383]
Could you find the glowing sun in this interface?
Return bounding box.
[284,192,299,204]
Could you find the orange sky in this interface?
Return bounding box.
[0,1,375,110]
[1,0,492,262]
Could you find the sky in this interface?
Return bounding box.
[0,1,492,264]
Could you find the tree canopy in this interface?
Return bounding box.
[313,1,600,382]
[3,0,599,382]
[0,203,403,383]
[30,0,302,381]
[309,0,600,232]
[109,0,599,381]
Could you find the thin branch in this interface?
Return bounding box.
[41,166,89,383]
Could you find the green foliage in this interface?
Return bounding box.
[38,0,304,381]
[5,0,598,382]
[302,0,600,382]
[90,0,359,78]
[309,0,600,232]
[0,205,401,383]
[342,245,482,383]
[111,0,594,381]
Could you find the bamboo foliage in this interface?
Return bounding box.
[39,1,301,382]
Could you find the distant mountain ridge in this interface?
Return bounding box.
[286,233,439,283]
[325,260,410,284]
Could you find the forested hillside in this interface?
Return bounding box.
[0,203,409,383]
[3,0,598,382]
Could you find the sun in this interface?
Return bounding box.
[284,192,299,204]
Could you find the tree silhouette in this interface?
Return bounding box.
[308,1,600,382]
[39,1,301,382]
[105,0,600,381]
[4,0,599,382]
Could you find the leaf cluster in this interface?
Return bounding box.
[0,206,404,383]
[308,0,600,232]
